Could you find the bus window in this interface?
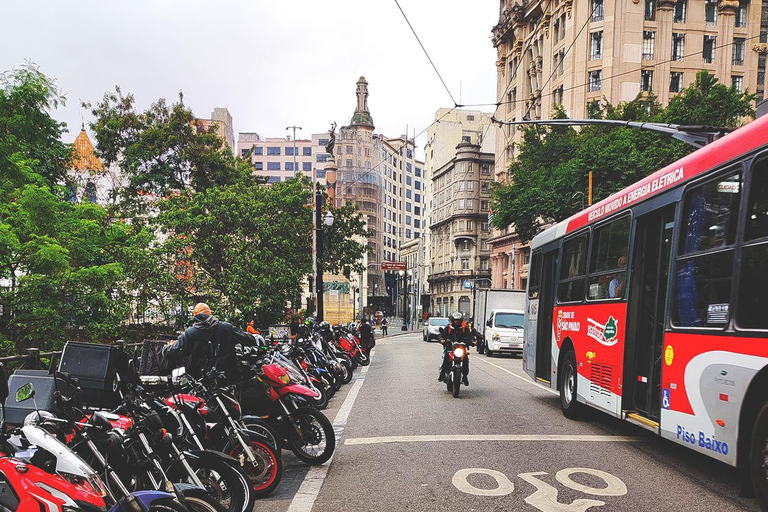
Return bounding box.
[738,157,768,329]
[673,171,741,327]
[529,251,541,299]
[558,232,588,303]
[679,171,741,254]
[587,216,630,300]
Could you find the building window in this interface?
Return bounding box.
[415,167,422,177]
[641,69,653,91]
[705,0,717,25]
[642,31,655,60]
[703,35,716,64]
[415,219,420,228]
[406,176,412,186]
[316,154,328,163]
[735,2,747,27]
[406,202,412,212]
[671,33,685,61]
[267,162,280,171]
[733,38,745,65]
[732,75,744,92]
[673,0,686,23]
[589,70,602,91]
[406,189,412,199]
[590,31,603,60]
[670,72,684,93]
[415,180,421,190]
[255,162,263,170]
[459,199,465,210]
[267,176,281,184]
[285,162,295,171]
[592,0,604,22]
[346,159,353,167]
[302,162,311,171]
[554,18,560,42]
[480,259,489,270]
[461,259,470,270]
[481,164,491,175]
[254,146,263,155]
[240,148,249,157]
[285,147,296,156]
[481,200,489,210]
[559,14,566,39]
[303,147,312,156]
[346,145,353,154]
[481,240,489,250]
[644,0,656,21]
[415,193,421,203]
[406,215,411,225]
[267,147,280,155]
[318,138,329,146]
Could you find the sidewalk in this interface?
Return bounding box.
[375,318,421,339]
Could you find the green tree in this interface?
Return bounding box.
[491,71,756,243]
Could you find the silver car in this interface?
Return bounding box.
[423,317,449,342]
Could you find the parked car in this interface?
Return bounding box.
[423,317,449,342]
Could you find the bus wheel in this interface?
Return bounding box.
[749,401,768,509]
[560,349,582,419]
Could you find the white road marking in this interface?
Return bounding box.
[286,350,374,512]
[519,471,605,512]
[452,468,514,496]
[345,434,642,445]
[477,357,559,396]
[555,468,627,497]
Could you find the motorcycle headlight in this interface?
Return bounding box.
[453,347,466,358]
[278,374,291,385]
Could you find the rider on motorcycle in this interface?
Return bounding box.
[438,311,474,386]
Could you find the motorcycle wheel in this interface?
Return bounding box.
[184,452,253,512]
[332,371,343,392]
[147,500,189,512]
[348,352,359,370]
[322,374,337,399]
[356,350,370,366]
[242,417,282,455]
[338,357,354,384]
[452,367,461,398]
[445,373,452,392]
[286,407,336,465]
[227,436,283,499]
[310,379,329,410]
[180,487,228,512]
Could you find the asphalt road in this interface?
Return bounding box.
[259,332,759,512]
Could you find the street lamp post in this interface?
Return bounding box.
[286,126,302,176]
[315,188,334,322]
[399,269,408,330]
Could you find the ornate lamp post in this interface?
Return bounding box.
[316,200,334,322]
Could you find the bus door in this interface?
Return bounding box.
[625,205,675,422]
[535,249,558,382]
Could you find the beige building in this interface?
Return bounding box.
[335,77,426,315]
[197,108,235,156]
[428,141,495,319]
[489,0,767,290]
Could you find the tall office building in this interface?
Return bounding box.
[489,0,768,290]
[197,108,235,156]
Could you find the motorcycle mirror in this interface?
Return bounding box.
[171,367,187,379]
[15,383,35,403]
[0,363,7,402]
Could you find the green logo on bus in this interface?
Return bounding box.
[604,316,618,341]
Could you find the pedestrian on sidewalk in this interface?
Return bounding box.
[358,317,375,357]
[380,316,388,336]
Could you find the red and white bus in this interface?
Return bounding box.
[524,113,768,505]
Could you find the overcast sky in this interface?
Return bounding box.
[1,1,499,159]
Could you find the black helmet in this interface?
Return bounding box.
[319,321,330,331]
[450,311,463,322]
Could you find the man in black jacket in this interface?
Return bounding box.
[438,311,473,385]
[162,302,255,379]
[357,317,375,356]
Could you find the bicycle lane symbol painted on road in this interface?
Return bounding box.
[452,467,627,512]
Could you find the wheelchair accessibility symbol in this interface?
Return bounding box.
[662,388,671,410]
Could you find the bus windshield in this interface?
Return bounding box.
[495,312,524,329]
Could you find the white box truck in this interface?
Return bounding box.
[472,289,526,357]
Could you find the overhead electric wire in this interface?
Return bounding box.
[394,0,459,107]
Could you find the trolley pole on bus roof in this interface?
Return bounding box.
[589,171,593,206]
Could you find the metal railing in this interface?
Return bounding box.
[0,341,144,373]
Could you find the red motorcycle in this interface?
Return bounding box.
[241,363,336,465]
[444,341,469,398]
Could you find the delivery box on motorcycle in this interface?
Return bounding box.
[58,342,129,408]
[4,370,80,425]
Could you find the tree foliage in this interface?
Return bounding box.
[491,71,757,243]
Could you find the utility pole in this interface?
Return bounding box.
[286,126,302,175]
